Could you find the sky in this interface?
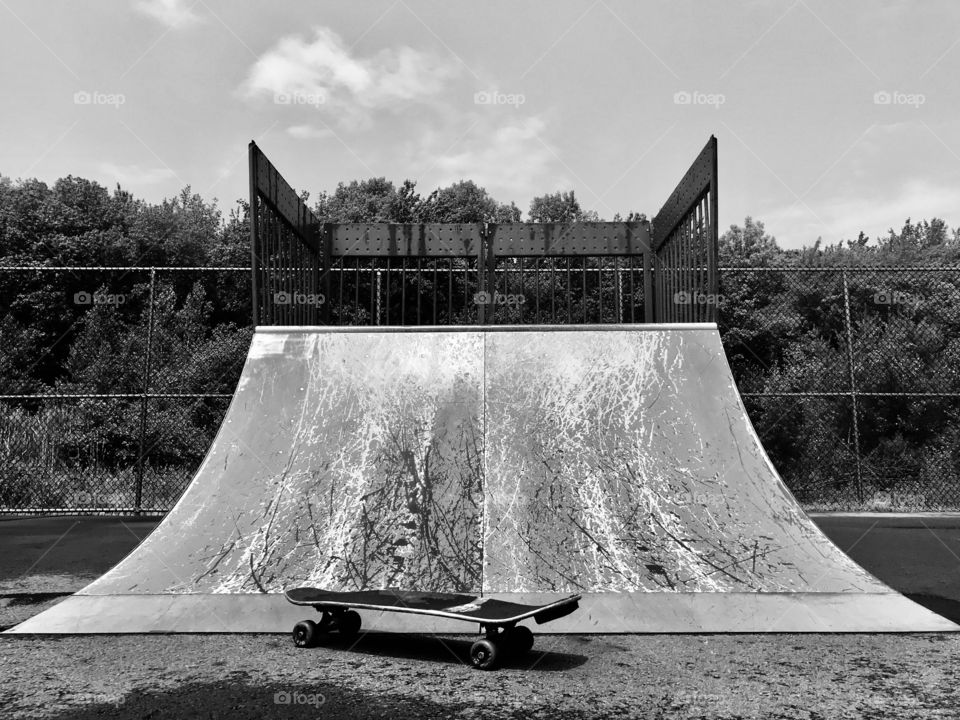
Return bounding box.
[0,0,958,249]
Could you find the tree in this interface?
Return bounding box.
[719,216,779,266]
[419,181,501,222]
[528,190,599,223]
[315,178,399,222]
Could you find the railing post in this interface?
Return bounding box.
[135,268,157,515]
[841,269,864,504]
[643,247,654,323]
[249,141,260,327]
[477,224,489,325]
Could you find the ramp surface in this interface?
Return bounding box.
[10,325,958,633]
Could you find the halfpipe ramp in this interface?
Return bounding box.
[10,325,957,633]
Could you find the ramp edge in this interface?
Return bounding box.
[7,592,957,635]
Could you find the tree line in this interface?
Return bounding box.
[1,171,959,509]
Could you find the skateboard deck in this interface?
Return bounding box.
[285,588,581,669]
[285,588,580,625]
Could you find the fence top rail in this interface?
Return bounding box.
[3,264,958,273]
[0,266,251,272]
[720,265,960,272]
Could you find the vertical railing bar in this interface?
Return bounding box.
[700,197,707,322]
[550,258,556,323]
[519,257,524,324]
[401,258,406,326]
[643,244,652,323]
[353,257,360,325]
[686,214,693,323]
[385,257,391,325]
[534,257,540,324]
[582,256,588,323]
[432,259,438,325]
[693,201,700,322]
[447,259,453,323]
[268,211,276,324]
[598,257,604,323]
[337,258,344,325]
[665,239,670,323]
[298,243,304,326]
[614,256,621,324]
[681,216,688,323]
[370,260,376,325]
[281,222,289,325]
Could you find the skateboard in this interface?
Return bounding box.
[285,588,581,670]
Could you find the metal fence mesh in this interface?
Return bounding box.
[2,265,959,513]
[721,266,960,510]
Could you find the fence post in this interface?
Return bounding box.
[135,268,157,515]
[841,269,864,504]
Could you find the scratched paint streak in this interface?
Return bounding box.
[82,327,888,599]
[482,329,888,594]
[85,331,484,595]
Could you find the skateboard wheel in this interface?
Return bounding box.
[503,625,534,654]
[338,610,361,638]
[469,639,500,670]
[293,620,319,648]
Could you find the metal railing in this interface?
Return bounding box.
[248,137,718,326]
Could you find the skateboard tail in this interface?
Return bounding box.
[534,599,580,625]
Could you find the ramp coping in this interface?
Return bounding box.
[256,323,718,334]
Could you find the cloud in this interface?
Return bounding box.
[287,125,335,140]
[99,162,177,185]
[749,121,960,247]
[414,116,562,199]
[134,0,202,28]
[240,27,458,126]
[764,177,960,248]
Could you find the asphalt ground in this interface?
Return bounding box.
[2,513,958,623]
[2,513,959,719]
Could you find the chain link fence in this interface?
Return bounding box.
[721,266,960,510]
[1,264,959,513]
[0,266,251,514]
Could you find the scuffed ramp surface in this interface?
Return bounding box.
[10,325,958,633]
[482,329,889,594]
[82,330,484,595]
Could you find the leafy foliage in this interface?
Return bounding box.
[2,167,960,509]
